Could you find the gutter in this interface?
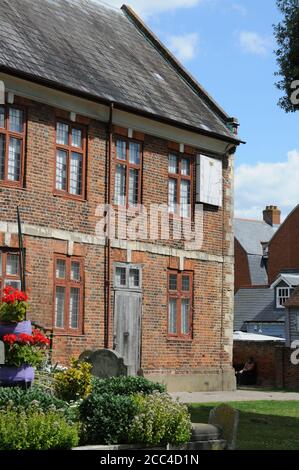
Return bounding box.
[0,65,244,146]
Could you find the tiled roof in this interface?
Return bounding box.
[234,287,285,331]
[234,218,276,255]
[0,0,239,142]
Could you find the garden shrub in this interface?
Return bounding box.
[0,386,68,412]
[79,392,137,445]
[0,405,79,450]
[128,392,192,446]
[54,360,92,402]
[91,375,166,397]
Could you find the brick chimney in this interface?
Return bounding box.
[263,206,281,226]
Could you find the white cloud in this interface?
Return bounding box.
[235,150,299,220]
[166,33,199,62]
[100,0,202,17]
[239,31,272,56]
[231,3,248,16]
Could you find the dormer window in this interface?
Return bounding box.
[276,287,293,309]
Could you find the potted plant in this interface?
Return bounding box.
[0,330,50,385]
[0,286,31,337]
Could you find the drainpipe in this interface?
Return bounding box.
[105,103,114,349]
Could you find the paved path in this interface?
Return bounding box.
[171,389,299,403]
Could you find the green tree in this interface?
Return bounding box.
[274,0,299,112]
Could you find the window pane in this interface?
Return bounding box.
[168,154,178,174]
[277,287,290,307]
[56,149,67,191]
[168,178,177,213]
[116,267,126,286]
[0,106,4,128]
[129,142,140,165]
[128,168,139,206]
[182,275,190,291]
[114,164,126,206]
[168,298,177,334]
[9,108,23,133]
[70,288,80,329]
[0,134,5,180]
[56,122,69,145]
[55,286,65,328]
[6,254,19,276]
[56,259,66,279]
[116,140,126,161]
[181,299,190,335]
[129,269,140,288]
[169,274,177,291]
[181,158,190,176]
[70,152,82,195]
[297,314,299,333]
[71,262,80,281]
[180,180,191,217]
[72,128,82,148]
[8,137,21,181]
[5,280,21,290]
[0,252,2,276]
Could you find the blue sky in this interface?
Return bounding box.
[105,0,299,219]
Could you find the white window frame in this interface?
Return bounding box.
[114,263,142,291]
[276,286,293,309]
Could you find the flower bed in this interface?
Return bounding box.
[0,287,50,386]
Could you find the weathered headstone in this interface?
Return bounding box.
[209,403,239,450]
[80,349,128,379]
[0,340,5,365]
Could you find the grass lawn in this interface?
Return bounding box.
[189,401,299,450]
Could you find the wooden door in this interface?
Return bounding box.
[113,264,142,376]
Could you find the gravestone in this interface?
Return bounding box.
[79,349,128,379]
[209,403,239,450]
[0,340,4,365]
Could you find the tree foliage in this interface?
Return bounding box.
[274,0,299,112]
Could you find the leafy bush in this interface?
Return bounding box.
[92,375,166,397]
[79,392,137,445]
[54,360,92,402]
[0,405,79,450]
[128,392,191,446]
[0,386,68,412]
[3,331,50,367]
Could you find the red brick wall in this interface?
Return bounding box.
[234,239,250,293]
[268,207,299,284]
[0,94,234,373]
[234,341,299,390]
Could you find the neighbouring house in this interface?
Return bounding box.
[234,287,285,338]
[234,206,299,389]
[234,206,280,293]
[284,287,299,347]
[0,0,242,391]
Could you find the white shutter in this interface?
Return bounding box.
[196,154,223,207]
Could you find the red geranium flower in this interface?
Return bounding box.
[3,334,17,345]
[2,287,28,304]
[18,333,34,345]
[32,329,50,346]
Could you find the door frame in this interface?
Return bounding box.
[113,262,143,375]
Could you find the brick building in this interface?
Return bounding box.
[0,0,242,391]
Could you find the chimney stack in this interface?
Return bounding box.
[263,206,281,226]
